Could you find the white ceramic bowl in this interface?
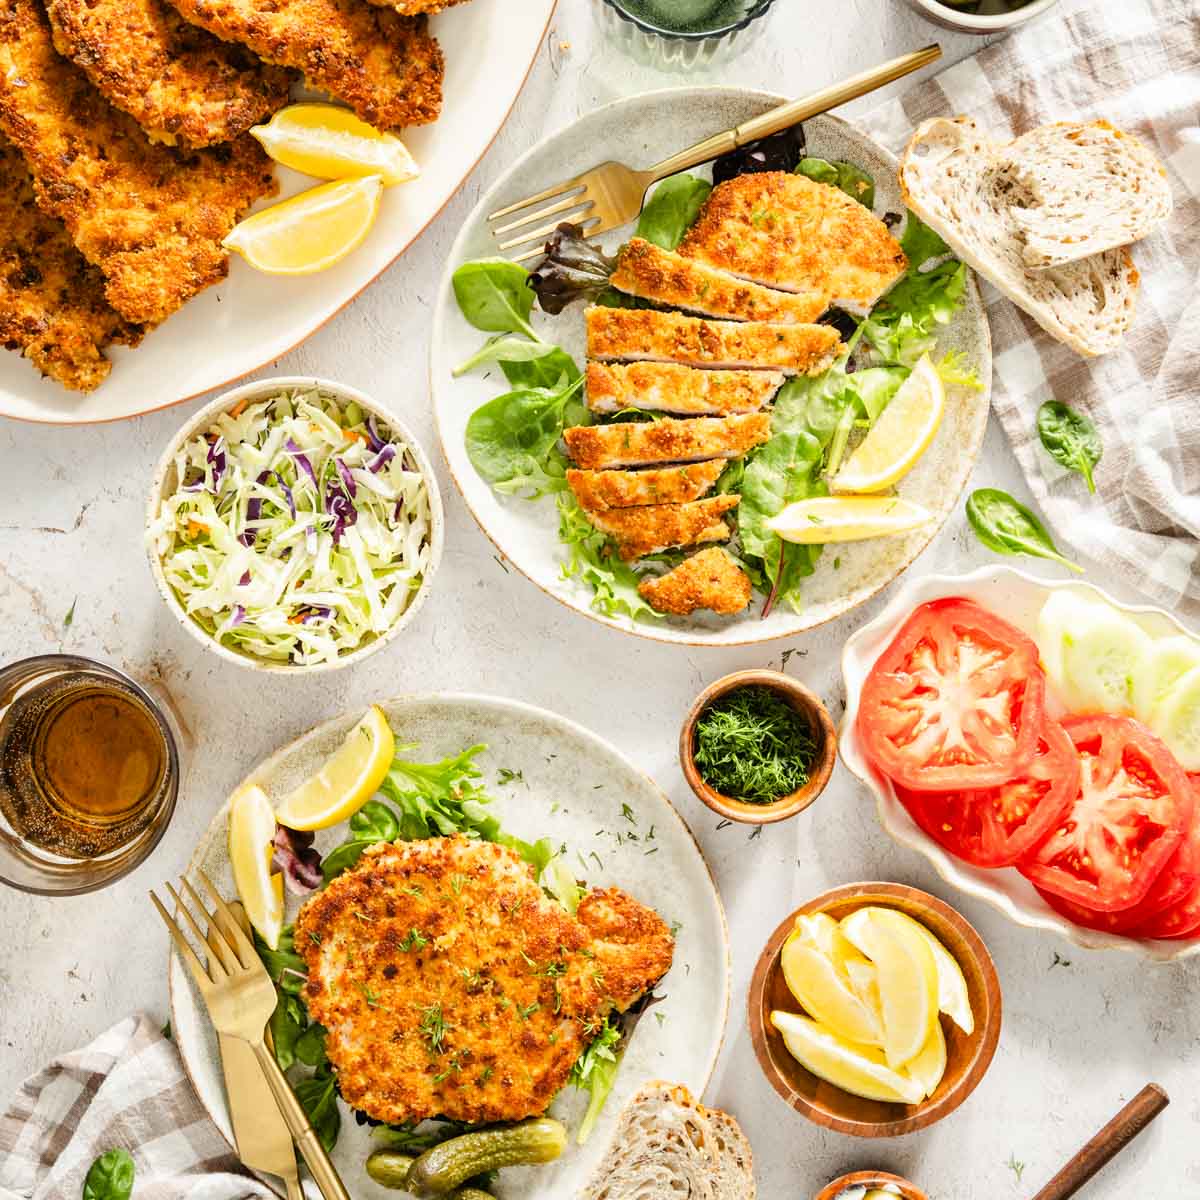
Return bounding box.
[839,563,1200,962]
[903,0,1059,34]
[146,376,444,674]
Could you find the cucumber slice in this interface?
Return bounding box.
[1134,636,1200,723]
[1150,664,1200,771]
[1061,608,1151,714]
[1035,590,1106,704]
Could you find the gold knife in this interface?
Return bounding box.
[209,904,305,1200]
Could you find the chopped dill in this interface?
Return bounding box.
[419,1003,449,1054]
[398,928,429,952]
[692,685,817,804]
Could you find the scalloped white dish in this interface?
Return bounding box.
[839,564,1200,962]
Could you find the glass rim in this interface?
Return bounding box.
[600,0,777,41]
[0,653,181,896]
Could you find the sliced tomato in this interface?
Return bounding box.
[1019,715,1194,912]
[895,718,1078,868]
[858,597,1045,791]
[1131,774,1200,941]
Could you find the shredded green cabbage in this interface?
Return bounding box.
[148,387,431,666]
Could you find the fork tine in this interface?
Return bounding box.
[165,881,230,979]
[490,189,590,237]
[197,869,259,968]
[498,214,601,255]
[183,876,244,967]
[487,175,586,223]
[171,879,235,977]
[150,889,212,993]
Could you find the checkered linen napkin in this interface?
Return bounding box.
[861,0,1200,618]
[0,1014,275,1200]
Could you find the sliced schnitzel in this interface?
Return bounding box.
[296,836,674,1126]
[578,495,740,562]
[167,0,444,132]
[566,461,726,510]
[0,139,143,392]
[679,172,908,314]
[46,0,292,148]
[0,0,276,327]
[563,414,771,471]
[369,0,467,11]
[586,362,783,417]
[638,548,752,616]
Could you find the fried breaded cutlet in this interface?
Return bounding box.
[611,238,827,324]
[638,548,752,616]
[296,836,674,1126]
[586,362,783,417]
[46,0,292,148]
[679,172,908,315]
[579,495,740,561]
[0,139,143,392]
[167,0,443,132]
[566,460,725,510]
[586,307,841,375]
[0,0,277,327]
[563,413,771,471]
[368,0,466,11]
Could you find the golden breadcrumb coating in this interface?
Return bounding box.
[578,495,739,562]
[638,548,752,616]
[0,0,277,327]
[564,413,770,471]
[296,836,674,1127]
[586,362,782,417]
[566,461,725,511]
[46,0,292,148]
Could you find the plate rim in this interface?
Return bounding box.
[168,689,733,1192]
[428,84,993,648]
[837,562,1200,962]
[5,0,558,427]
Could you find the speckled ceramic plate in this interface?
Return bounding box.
[1,0,556,425]
[840,564,1200,963]
[430,86,992,646]
[169,693,730,1198]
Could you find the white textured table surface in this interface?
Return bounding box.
[1,3,1197,1197]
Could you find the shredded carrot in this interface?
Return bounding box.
[343,430,368,443]
[287,613,306,625]
[228,398,249,418]
[186,519,209,538]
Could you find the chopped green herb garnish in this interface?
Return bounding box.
[419,1003,449,1054]
[398,928,429,952]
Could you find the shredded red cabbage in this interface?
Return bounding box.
[367,445,397,473]
[272,826,322,894]
[285,438,318,488]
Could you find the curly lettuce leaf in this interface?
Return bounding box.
[568,1016,623,1144]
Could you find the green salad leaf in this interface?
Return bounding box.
[350,799,401,842]
[966,488,1083,573]
[568,1017,623,1145]
[269,992,306,1070]
[83,1150,135,1200]
[254,926,308,996]
[635,173,712,250]
[796,157,875,208]
[1037,400,1103,493]
[295,1067,341,1153]
[500,347,581,391]
[452,258,537,340]
[453,334,559,378]
[295,1022,329,1068]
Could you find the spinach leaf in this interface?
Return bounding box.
[321,839,374,883]
[83,1150,135,1200]
[966,488,1082,573]
[269,992,304,1071]
[797,158,875,208]
[1037,400,1102,493]
[453,334,557,378]
[465,376,585,498]
[501,347,581,391]
[556,493,660,622]
[451,258,537,340]
[350,799,401,842]
[294,1067,341,1153]
[254,926,308,995]
[635,174,712,250]
[295,1022,329,1068]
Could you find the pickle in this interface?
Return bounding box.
[365,1151,415,1188]
[405,1119,567,1197]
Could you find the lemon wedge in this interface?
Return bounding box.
[224,175,383,275]
[228,783,283,949]
[902,1018,947,1099]
[274,705,395,831]
[781,934,883,1046]
[844,957,883,1023]
[843,907,974,1035]
[831,354,945,494]
[251,104,419,186]
[770,1011,925,1105]
[837,907,938,1069]
[765,496,932,544]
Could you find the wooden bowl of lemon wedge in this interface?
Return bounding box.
[748,882,1001,1137]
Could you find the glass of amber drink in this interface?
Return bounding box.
[0,654,180,894]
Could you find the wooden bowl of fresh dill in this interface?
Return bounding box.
[680,669,837,825]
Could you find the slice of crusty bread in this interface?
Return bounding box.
[1004,120,1172,268]
[580,1081,755,1200]
[899,116,1140,357]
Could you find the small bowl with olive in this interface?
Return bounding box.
[680,669,837,826]
[903,0,1059,34]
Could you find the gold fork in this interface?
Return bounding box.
[151,872,349,1200]
[488,44,941,261]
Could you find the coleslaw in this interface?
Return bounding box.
[148,387,431,666]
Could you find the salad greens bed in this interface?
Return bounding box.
[256,732,619,1158]
[149,388,432,666]
[451,152,982,623]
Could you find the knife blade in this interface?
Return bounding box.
[209,903,305,1200]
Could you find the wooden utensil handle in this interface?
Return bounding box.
[1031,1084,1169,1200]
[251,1042,351,1200]
[648,45,941,181]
